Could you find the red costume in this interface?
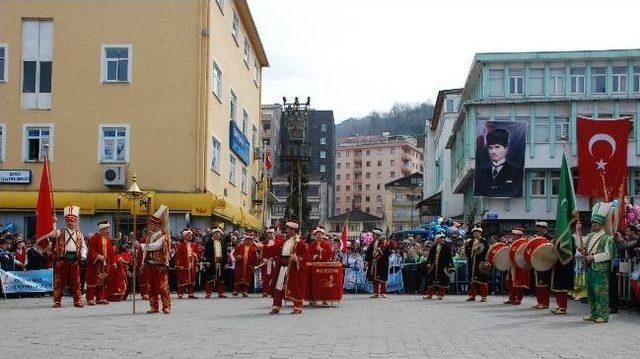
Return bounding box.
[175,239,198,298]
[86,231,114,305]
[106,250,132,301]
[505,232,531,305]
[14,248,27,270]
[262,232,308,313]
[137,236,149,299]
[233,242,258,296]
[306,235,334,302]
[142,205,172,314]
[50,224,85,307]
[259,236,277,297]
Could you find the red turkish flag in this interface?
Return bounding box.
[263,151,272,170]
[35,156,55,251]
[577,116,630,198]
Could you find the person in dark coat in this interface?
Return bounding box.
[424,233,454,300]
[25,238,45,270]
[365,228,393,298]
[475,128,523,198]
[203,227,228,298]
[465,226,489,302]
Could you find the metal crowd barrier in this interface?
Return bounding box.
[617,257,639,311]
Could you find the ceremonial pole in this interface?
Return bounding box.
[560,132,584,252]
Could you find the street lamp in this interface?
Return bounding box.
[120,170,151,315]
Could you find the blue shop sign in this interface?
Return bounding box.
[230,121,251,165]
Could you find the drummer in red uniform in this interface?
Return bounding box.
[532,221,553,309]
[306,226,334,306]
[504,226,531,305]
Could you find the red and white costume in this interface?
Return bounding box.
[233,234,259,296]
[141,205,172,314]
[175,229,198,298]
[86,221,114,305]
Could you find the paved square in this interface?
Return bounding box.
[0,294,638,358]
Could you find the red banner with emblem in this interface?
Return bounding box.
[576,116,630,198]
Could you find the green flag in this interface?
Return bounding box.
[555,153,577,264]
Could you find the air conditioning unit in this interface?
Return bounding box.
[103,166,126,187]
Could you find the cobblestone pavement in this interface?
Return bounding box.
[0,294,639,358]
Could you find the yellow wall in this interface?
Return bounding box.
[0,0,266,224]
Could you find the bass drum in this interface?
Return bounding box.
[487,242,512,271]
[525,236,558,271]
[510,238,531,270]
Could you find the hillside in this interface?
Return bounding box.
[335,102,434,139]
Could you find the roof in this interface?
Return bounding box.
[236,0,269,67]
[430,88,463,131]
[385,172,423,189]
[327,209,383,223]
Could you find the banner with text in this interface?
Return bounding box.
[0,269,53,294]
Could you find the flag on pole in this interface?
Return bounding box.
[555,153,577,265]
[35,155,54,251]
[339,221,348,253]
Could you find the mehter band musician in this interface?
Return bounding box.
[86,221,114,306]
[365,228,393,299]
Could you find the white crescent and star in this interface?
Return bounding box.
[588,133,617,171]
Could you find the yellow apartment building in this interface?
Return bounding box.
[0,0,269,237]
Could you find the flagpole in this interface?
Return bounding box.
[560,133,584,252]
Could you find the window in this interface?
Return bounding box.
[346,186,351,191]
[612,66,627,93]
[554,117,570,142]
[570,67,585,94]
[21,20,53,110]
[365,172,371,179]
[212,62,222,98]
[531,171,546,196]
[634,67,640,93]
[390,171,396,178]
[320,165,326,173]
[336,197,341,204]
[377,172,382,179]
[346,196,351,202]
[243,37,250,65]
[211,136,221,172]
[365,208,370,213]
[242,109,248,133]
[0,45,7,82]
[336,152,341,158]
[230,90,237,122]
[346,163,351,169]
[365,184,370,190]
[591,67,606,94]
[366,150,371,155]
[365,196,370,202]
[509,68,524,95]
[390,148,396,154]
[336,185,341,192]
[633,171,640,196]
[337,163,341,169]
[488,69,504,97]
[366,161,371,167]
[346,174,351,180]
[529,68,543,96]
[320,151,326,159]
[376,207,383,215]
[376,195,382,203]
[345,151,351,157]
[263,122,270,131]
[551,171,560,196]
[535,117,549,143]
[376,184,381,190]
[394,192,404,201]
[0,123,5,161]
[102,45,131,83]
[336,174,341,180]
[23,125,53,161]
[321,123,327,132]
[240,166,248,193]
[445,99,455,112]
[390,159,395,166]
[253,59,260,83]
[377,160,382,166]
[229,155,236,184]
[99,125,129,163]
[549,68,564,96]
[377,148,382,155]
[231,10,239,42]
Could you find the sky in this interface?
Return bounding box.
[249,0,640,123]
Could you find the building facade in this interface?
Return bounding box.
[447,49,640,233]
[384,172,423,233]
[260,103,282,176]
[326,209,384,241]
[335,134,423,218]
[421,89,464,219]
[268,109,336,227]
[0,0,268,237]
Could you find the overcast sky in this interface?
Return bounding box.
[249,0,640,123]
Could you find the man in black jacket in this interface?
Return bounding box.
[204,227,228,298]
[365,228,393,298]
[475,128,523,198]
[424,233,454,300]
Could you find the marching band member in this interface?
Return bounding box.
[306,226,334,306]
[37,205,86,308]
[532,221,553,309]
[86,221,114,306]
[233,231,259,297]
[175,229,198,299]
[204,227,228,298]
[259,227,278,297]
[105,240,132,302]
[504,227,530,305]
[465,226,489,302]
[581,202,615,324]
[141,205,172,314]
[365,228,392,299]
[255,219,308,314]
[424,233,454,300]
